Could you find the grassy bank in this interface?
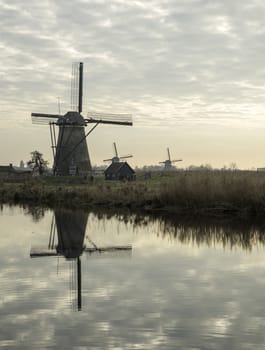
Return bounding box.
[1,171,265,218]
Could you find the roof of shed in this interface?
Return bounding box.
[104,161,135,175]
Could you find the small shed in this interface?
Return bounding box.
[0,165,13,177]
[104,162,135,181]
[0,164,32,177]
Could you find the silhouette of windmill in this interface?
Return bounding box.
[159,148,182,170]
[103,142,133,164]
[30,209,132,311]
[31,62,133,176]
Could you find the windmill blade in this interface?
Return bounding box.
[71,62,82,112]
[159,161,166,164]
[103,158,113,162]
[31,244,132,258]
[31,113,62,125]
[119,155,133,159]
[78,62,83,113]
[172,159,182,162]
[113,142,118,157]
[84,250,132,258]
[30,247,61,257]
[86,111,132,126]
[85,245,132,251]
[167,148,171,161]
[84,245,132,257]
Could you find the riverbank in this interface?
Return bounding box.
[1,171,265,218]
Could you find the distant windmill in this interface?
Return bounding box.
[31,62,133,176]
[103,142,133,163]
[30,209,132,311]
[159,148,182,170]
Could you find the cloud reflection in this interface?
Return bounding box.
[1,206,265,348]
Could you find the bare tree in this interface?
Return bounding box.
[27,150,48,175]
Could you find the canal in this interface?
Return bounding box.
[1,205,265,349]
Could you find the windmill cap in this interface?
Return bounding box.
[58,111,86,126]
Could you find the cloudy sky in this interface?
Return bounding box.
[1,0,265,168]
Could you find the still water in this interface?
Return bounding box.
[1,205,265,349]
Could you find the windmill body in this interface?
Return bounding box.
[55,112,92,175]
[55,209,88,259]
[164,159,173,170]
[31,63,132,176]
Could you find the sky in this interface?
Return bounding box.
[1,0,265,169]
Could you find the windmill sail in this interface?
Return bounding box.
[167,148,171,161]
[71,62,83,113]
[30,245,132,258]
[160,148,183,169]
[31,113,63,125]
[86,111,132,125]
[119,155,133,159]
[104,142,133,163]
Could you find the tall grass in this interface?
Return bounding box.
[1,171,265,217]
[156,171,265,216]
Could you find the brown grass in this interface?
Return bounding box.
[1,171,265,217]
[156,171,265,216]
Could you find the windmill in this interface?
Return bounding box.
[159,148,182,170]
[31,62,133,176]
[30,209,132,311]
[103,142,133,163]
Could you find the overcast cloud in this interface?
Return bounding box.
[1,0,265,167]
[2,0,265,125]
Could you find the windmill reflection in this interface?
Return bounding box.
[30,209,132,311]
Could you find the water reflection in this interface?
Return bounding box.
[30,209,132,311]
[158,216,265,250]
[24,206,45,222]
[2,205,265,348]
[18,202,265,251]
[112,213,265,250]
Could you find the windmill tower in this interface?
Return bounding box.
[30,209,132,311]
[103,142,133,164]
[159,148,182,170]
[31,62,133,176]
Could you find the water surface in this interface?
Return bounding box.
[1,205,265,349]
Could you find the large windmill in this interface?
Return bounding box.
[103,142,133,164]
[159,148,182,170]
[31,62,133,176]
[30,209,132,311]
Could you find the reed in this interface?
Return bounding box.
[1,171,265,217]
[155,171,265,216]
